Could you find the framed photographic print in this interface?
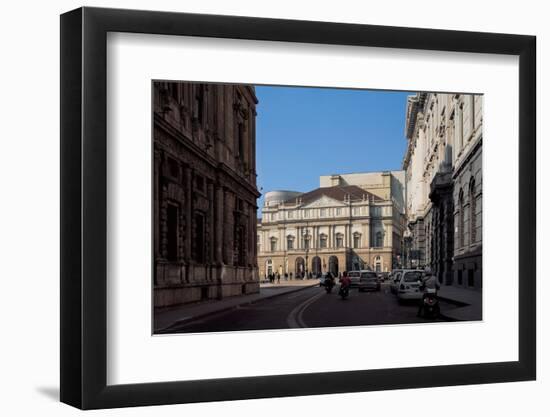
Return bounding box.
[60,6,536,410]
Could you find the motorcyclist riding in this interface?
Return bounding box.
[417,267,440,317]
[324,271,335,293]
[338,271,352,299]
[340,271,351,288]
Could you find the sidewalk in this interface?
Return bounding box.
[438,285,482,321]
[154,280,318,332]
[260,278,319,288]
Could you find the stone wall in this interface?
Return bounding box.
[153,82,260,308]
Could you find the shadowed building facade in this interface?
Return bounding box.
[257,172,406,279]
[153,81,260,307]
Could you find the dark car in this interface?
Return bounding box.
[358,271,381,292]
[377,272,390,281]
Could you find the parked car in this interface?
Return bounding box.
[396,269,425,301]
[377,272,390,281]
[358,271,381,292]
[390,269,404,294]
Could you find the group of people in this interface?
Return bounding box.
[266,272,290,284]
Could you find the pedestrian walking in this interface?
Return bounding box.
[276,272,281,284]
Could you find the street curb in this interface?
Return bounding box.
[156,283,319,333]
[437,296,477,321]
[437,295,469,307]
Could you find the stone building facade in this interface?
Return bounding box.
[257,172,406,279]
[153,81,260,307]
[403,92,482,289]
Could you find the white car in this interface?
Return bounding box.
[396,269,425,301]
[389,269,404,294]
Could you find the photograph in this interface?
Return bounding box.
[152,81,483,334]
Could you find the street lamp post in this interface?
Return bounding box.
[283,212,287,278]
[303,222,309,279]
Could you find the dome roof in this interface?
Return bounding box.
[264,190,301,207]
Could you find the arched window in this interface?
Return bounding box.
[458,189,465,248]
[266,259,273,276]
[469,179,477,244]
[375,256,382,272]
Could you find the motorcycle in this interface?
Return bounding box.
[420,290,440,318]
[325,279,335,294]
[338,285,350,300]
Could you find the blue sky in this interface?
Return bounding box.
[255,85,414,206]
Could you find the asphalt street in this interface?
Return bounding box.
[164,282,451,334]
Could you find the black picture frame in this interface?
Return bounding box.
[60,6,536,410]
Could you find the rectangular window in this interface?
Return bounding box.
[468,269,474,287]
[195,85,204,124]
[287,238,294,250]
[303,210,309,218]
[270,239,277,252]
[237,122,245,159]
[320,208,326,217]
[288,210,293,219]
[167,204,179,261]
[336,208,342,216]
[320,236,327,248]
[169,83,179,102]
[353,235,361,249]
[167,157,180,180]
[195,175,205,192]
[194,212,205,263]
[234,225,246,266]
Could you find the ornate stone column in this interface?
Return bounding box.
[184,166,192,263]
[207,181,215,273]
[215,184,224,265]
[154,150,161,261]
[223,189,234,266]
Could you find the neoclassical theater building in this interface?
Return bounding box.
[257,172,406,279]
[403,92,482,290]
[153,81,260,307]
